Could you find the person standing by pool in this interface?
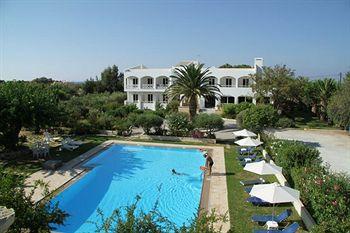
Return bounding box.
[203,152,214,176]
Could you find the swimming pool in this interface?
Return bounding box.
[51,144,204,232]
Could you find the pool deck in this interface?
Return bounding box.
[25,140,230,232]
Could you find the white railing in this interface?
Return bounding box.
[141,84,154,89]
[126,84,139,89]
[156,84,169,89]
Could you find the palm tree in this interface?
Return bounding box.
[165,63,221,120]
[315,78,337,121]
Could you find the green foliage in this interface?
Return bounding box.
[165,99,180,113]
[193,114,224,137]
[0,81,60,149]
[270,140,321,175]
[291,166,350,233]
[328,74,350,128]
[82,65,123,94]
[166,112,192,137]
[32,77,54,84]
[252,65,304,116]
[113,119,133,136]
[222,102,253,119]
[166,63,221,120]
[236,104,278,132]
[0,168,68,232]
[136,113,164,135]
[219,63,252,68]
[74,119,98,135]
[314,78,337,121]
[276,117,295,128]
[91,195,227,233]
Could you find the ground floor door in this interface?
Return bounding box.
[204,96,216,108]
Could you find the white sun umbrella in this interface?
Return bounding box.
[235,137,263,147]
[244,161,282,175]
[249,182,300,216]
[233,129,257,137]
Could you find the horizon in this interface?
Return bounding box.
[1,0,350,82]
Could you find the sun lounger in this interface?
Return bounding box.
[240,178,266,186]
[65,137,84,146]
[61,142,79,151]
[245,187,253,193]
[246,196,270,206]
[253,222,299,233]
[251,209,292,224]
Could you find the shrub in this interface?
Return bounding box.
[114,119,133,136]
[166,112,192,137]
[0,168,68,232]
[165,100,180,113]
[194,114,224,137]
[291,166,350,233]
[276,117,295,128]
[136,113,164,135]
[237,104,278,132]
[271,140,321,175]
[222,102,253,118]
[73,119,97,135]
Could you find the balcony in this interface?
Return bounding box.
[156,84,169,89]
[126,84,139,89]
[141,84,154,89]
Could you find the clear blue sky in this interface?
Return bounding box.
[1,0,349,81]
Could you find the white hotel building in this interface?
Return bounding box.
[124,58,263,110]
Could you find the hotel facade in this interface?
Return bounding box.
[124,58,263,110]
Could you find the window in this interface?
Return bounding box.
[147,78,153,85]
[147,94,153,102]
[162,78,168,85]
[242,78,250,87]
[225,78,232,86]
[132,94,138,102]
[221,96,235,104]
[209,78,215,85]
[132,78,138,85]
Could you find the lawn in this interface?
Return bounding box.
[224,146,306,232]
[294,116,338,130]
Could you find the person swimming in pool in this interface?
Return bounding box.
[172,169,181,175]
[203,153,214,176]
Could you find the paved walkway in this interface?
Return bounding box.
[267,129,350,174]
[25,140,230,232]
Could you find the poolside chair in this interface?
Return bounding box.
[244,186,253,193]
[251,209,292,224]
[43,131,62,142]
[240,178,266,186]
[61,141,79,151]
[253,222,299,233]
[246,196,270,206]
[65,137,84,146]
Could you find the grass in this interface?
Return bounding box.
[224,146,306,232]
[294,116,339,130]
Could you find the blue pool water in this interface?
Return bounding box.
[52,144,204,232]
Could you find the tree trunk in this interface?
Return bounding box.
[188,96,198,121]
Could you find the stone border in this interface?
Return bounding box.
[262,150,316,231]
[25,140,230,232]
[138,135,216,144]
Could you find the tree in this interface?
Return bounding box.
[32,77,54,84]
[0,82,60,149]
[328,73,350,129]
[194,114,224,137]
[315,78,337,121]
[166,63,221,120]
[0,168,68,232]
[219,63,234,68]
[100,65,124,93]
[251,65,304,116]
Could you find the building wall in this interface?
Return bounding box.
[124,58,263,110]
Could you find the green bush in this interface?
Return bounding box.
[291,166,350,233]
[166,112,192,137]
[237,104,278,132]
[165,100,180,113]
[222,102,253,118]
[113,119,133,136]
[276,117,295,128]
[0,168,68,232]
[136,113,164,135]
[194,113,224,137]
[270,140,321,175]
[73,119,97,135]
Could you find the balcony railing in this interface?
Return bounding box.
[126,84,139,89]
[220,84,235,87]
[141,84,154,89]
[156,84,169,89]
[238,84,251,88]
